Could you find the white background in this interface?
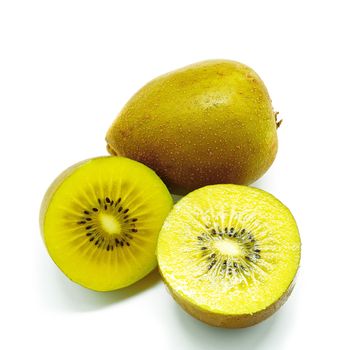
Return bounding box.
[1,0,349,349]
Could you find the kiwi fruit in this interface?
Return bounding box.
[157,184,301,328]
[106,59,279,194]
[40,156,173,291]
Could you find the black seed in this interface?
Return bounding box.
[126,242,130,246]
[201,247,207,250]
[110,200,114,206]
[245,256,252,261]
[255,254,261,259]
[111,246,114,251]
[223,260,227,265]
[95,240,99,245]
[241,265,246,270]
[233,233,238,238]
[86,232,92,236]
[208,265,213,270]
[228,233,233,237]
[120,242,124,247]
[241,229,246,234]
[197,236,203,240]
[107,245,110,251]
[115,238,119,245]
[118,207,123,212]
[92,208,98,212]
[104,204,107,210]
[123,209,129,214]
[86,226,92,230]
[210,253,216,258]
[106,197,110,203]
[230,228,234,233]
[132,218,138,222]
[233,262,238,268]
[254,249,261,253]
[78,221,86,225]
[211,229,216,234]
[124,215,129,219]
[117,198,121,204]
[212,259,217,265]
[84,210,90,215]
[131,229,137,233]
[90,237,94,242]
[224,227,228,233]
[86,218,92,221]
[98,198,101,204]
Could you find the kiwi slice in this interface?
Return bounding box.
[40,156,173,291]
[157,184,301,328]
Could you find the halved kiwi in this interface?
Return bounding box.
[40,156,173,291]
[157,184,301,328]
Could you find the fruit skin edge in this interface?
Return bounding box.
[160,268,298,328]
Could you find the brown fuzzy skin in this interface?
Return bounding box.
[165,276,296,328]
[106,60,278,194]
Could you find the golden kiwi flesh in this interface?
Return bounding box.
[40,156,173,291]
[157,184,301,327]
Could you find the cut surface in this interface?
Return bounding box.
[99,213,122,235]
[40,156,173,291]
[157,184,301,321]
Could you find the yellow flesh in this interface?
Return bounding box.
[99,213,122,235]
[157,184,301,315]
[41,157,173,291]
[214,239,243,257]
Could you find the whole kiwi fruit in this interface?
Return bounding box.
[106,60,279,194]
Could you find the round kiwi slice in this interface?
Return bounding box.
[157,184,301,328]
[40,156,173,291]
